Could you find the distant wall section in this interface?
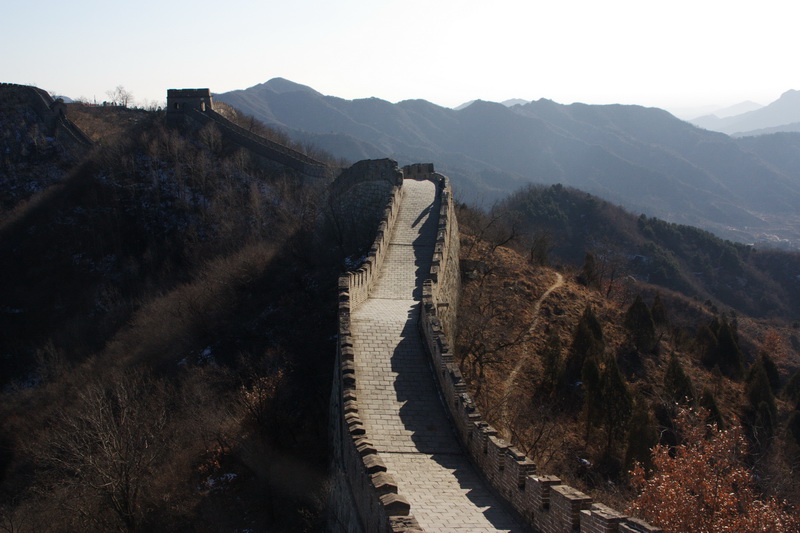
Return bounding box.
[166,88,327,179]
[0,83,92,154]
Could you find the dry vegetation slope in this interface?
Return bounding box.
[0,104,344,532]
[456,218,800,523]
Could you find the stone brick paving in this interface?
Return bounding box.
[352,179,528,532]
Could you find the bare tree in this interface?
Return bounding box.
[35,371,173,530]
[106,85,134,107]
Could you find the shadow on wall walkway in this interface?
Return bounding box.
[391,310,530,532]
[409,185,438,300]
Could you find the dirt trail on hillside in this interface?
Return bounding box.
[501,271,564,425]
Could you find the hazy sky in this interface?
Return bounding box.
[2,0,797,115]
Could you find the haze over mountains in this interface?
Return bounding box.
[690,89,800,136]
[215,79,800,249]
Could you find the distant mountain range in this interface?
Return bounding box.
[455,98,529,110]
[691,90,800,136]
[215,79,800,248]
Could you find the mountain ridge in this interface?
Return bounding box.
[214,79,800,248]
[691,89,800,135]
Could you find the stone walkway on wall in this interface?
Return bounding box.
[351,179,529,533]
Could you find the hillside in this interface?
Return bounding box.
[456,208,800,524]
[492,183,800,321]
[0,86,84,216]
[215,78,800,249]
[0,97,345,531]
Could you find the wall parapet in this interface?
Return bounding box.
[329,160,423,533]
[418,172,662,533]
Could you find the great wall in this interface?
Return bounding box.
[4,85,662,532]
[0,83,93,153]
[328,160,661,532]
[166,88,327,179]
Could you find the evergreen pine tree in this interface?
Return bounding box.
[624,294,657,353]
[663,353,695,405]
[745,361,778,446]
[650,292,668,326]
[599,356,633,455]
[582,355,601,443]
[787,411,800,449]
[759,352,781,394]
[697,324,719,369]
[703,317,744,378]
[699,387,725,430]
[625,397,658,473]
[540,329,564,394]
[565,305,604,384]
[746,362,777,420]
[577,252,601,289]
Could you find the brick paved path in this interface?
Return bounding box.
[352,179,528,532]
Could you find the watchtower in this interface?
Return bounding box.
[166,88,213,124]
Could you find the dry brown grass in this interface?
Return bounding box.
[457,231,800,511]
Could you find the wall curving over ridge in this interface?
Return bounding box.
[328,158,660,532]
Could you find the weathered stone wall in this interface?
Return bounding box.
[325,159,404,260]
[418,191,662,532]
[328,160,424,533]
[422,169,461,347]
[0,83,92,153]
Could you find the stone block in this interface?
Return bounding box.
[551,484,592,530]
[380,493,411,517]
[390,516,424,532]
[341,361,355,375]
[362,453,387,475]
[581,503,626,533]
[526,475,561,510]
[340,345,355,361]
[370,471,398,496]
[343,399,358,414]
[348,422,365,437]
[354,439,376,457]
[619,517,663,533]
